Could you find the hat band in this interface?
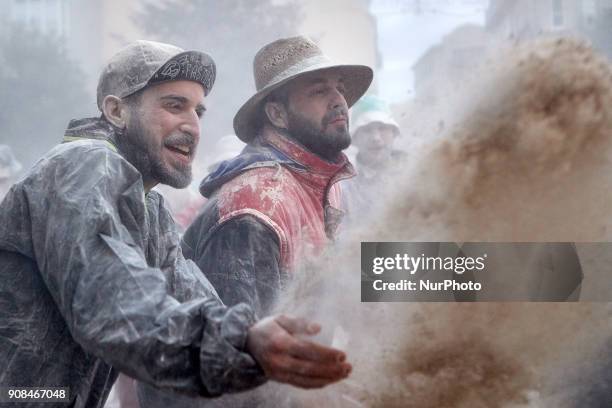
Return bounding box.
[149,51,216,95]
[263,55,334,90]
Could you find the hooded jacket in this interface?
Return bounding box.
[182,129,355,315]
[0,118,265,408]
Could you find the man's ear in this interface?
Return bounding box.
[102,95,130,129]
[264,101,288,129]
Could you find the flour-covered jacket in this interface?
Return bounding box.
[182,129,355,315]
[0,118,265,408]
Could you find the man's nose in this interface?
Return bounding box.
[371,131,385,145]
[180,111,201,141]
[330,88,348,110]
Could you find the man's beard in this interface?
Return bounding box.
[286,106,351,161]
[116,114,193,189]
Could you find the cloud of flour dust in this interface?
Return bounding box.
[257,38,612,408]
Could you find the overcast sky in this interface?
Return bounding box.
[370,0,489,103]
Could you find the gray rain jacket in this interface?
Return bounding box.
[0,118,265,407]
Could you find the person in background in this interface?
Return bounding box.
[342,94,405,220]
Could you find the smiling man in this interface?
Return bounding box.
[182,36,373,316]
[0,40,352,408]
[107,80,204,191]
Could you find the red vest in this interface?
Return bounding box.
[215,130,355,270]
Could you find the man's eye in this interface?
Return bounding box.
[196,109,205,119]
[166,103,181,110]
[338,87,346,95]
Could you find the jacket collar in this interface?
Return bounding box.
[257,127,356,194]
[259,127,354,179]
[63,117,119,151]
[199,127,355,198]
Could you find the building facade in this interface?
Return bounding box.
[486,0,612,58]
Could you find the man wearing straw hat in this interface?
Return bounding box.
[183,36,373,315]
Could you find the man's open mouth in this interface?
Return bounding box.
[165,144,192,159]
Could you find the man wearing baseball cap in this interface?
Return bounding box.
[182,36,372,315]
[0,40,351,407]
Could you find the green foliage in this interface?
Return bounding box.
[134,0,300,150]
[0,23,91,169]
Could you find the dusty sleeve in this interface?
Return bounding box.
[187,214,283,317]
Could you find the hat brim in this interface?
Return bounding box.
[233,63,373,143]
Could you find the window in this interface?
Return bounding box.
[552,0,564,26]
[10,0,69,36]
[583,0,596,25]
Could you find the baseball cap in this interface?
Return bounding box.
[96,40,216,111]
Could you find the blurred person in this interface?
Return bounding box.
[0,40,352,408]
[342,95,405,219]
[0,144,22,201]
[351,95,403,176]
[182,36,372,317]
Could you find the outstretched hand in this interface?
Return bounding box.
[246,315,352,389]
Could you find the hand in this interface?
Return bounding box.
[246,314,352,389]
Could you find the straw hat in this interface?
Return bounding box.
[233,36,373,142]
